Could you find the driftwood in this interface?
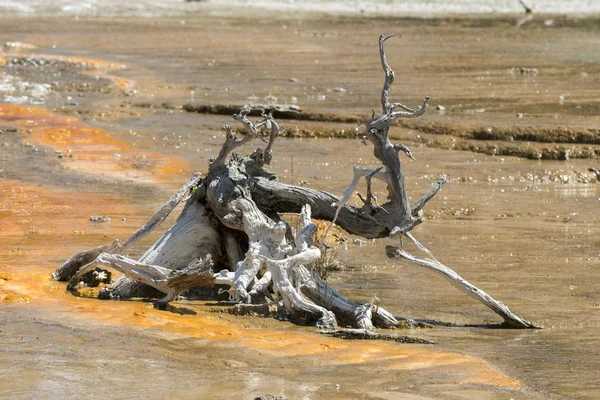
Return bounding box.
[54,35,539,331]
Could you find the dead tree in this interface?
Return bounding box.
[53,35,539,330]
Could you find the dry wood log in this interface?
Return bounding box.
[100,187,223,299]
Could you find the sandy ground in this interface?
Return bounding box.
[1,10,599,400]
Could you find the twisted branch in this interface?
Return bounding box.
[379,33,397,114]
[411,174,448,217]
[211,106,279,170]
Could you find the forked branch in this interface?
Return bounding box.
[360,34,432,234]
[211,106,279,170]
[411,174,448,217]
[368,34,429,133]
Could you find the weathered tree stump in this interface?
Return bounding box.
[54,35,539,332]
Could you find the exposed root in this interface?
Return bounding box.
[297,265,398,329]
[214,205,338,328]
[52,240,120,282]
[68,253,214,308]
[386,234,541,329]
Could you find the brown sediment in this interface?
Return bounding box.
[0,104,188,184]
[388,127,600,160]
[180,103,600,159]
[0,54,125,71]
[394,120,600,159]
[288,123,599,160]
[180,102,600,144]
[182,103,365,124]
[399,120,600,145]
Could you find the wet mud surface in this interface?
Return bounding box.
[1,12,600,400]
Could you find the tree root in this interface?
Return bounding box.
[68,253,214,308]
[52,240,120,282]
[297,265,399,329]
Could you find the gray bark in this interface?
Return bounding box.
[52,240,120,281]
[297,265,399,329]
[100,186,221,299]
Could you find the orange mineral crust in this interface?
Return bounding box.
[0,104,188,184]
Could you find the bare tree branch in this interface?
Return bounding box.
[379,33,397,114]
[362,35,432,236]
[391,96,429,119]
[411,174,448,217]
[122,172,203,248]
[518,0,533,14]
[358,167,385,213]
[394,143,415,160]
[211,106,280,170]
[387,240,540,329]
[68,253,214,309]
